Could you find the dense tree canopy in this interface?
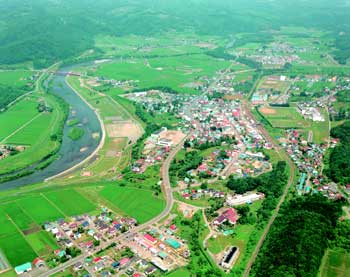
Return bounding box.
[252,195,343,277]
[327,121,350,184]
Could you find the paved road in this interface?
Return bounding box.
[242,101,296,277]
[39,137,186,277]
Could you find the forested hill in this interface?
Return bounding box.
[326,121,350,185]
[1,0,350,68]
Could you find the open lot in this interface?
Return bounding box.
[106,121,142,142]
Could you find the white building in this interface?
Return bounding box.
[226,192,265,206]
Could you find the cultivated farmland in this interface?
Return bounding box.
[16,196,65,224]
[44,189,96,216]
[99,185,165,224]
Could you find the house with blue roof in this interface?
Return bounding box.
[15,262,32,275]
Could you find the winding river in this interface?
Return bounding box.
[0,65,102,190]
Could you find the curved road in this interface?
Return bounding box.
[39,136,186,277]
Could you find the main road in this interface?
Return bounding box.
[38,136,187,277]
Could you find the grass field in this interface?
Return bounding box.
[167,268,191,277]
[320,249,350,277]
[67,76,130,120]
[259,106,329,144]
[207,234,236,254]
[99,185,165,224]
[44,189,96,216]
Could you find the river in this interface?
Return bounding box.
[0,66,102,190]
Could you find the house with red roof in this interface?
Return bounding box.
[214,208,238,226]
[144,233,157,244]
[33,258,45,268]
[119,257,130,267]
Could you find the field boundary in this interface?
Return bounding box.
[0,112,42,144]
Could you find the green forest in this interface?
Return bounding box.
[251,195,344,276]
[326,121,350,184]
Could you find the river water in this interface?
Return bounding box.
[0,66,102,190]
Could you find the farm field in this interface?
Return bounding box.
[44,189,96,216]
[0,98,39,141]
[16,195,65,224]
[320,249,350,277]
[0,94,66,175]
[0,232,37,267]
[99,185,165,224]
[0,70,34,87]
[0,187,104,267]
[94,33,220,58]
[0,209,37,266]
[0,202,36,231]
[26,231,59,257]
[92,54,232,94]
